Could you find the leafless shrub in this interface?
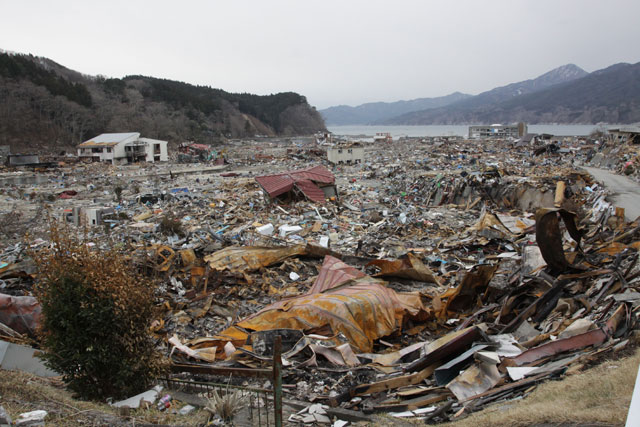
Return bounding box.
[205,389,244,422]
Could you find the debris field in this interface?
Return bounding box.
[1,134,640,424]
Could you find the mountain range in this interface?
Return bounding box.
[320,63,640,125]
[0,50,326,152]
[320,92,472,126]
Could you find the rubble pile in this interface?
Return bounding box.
[590,140,640,181]
[1,136,640,423]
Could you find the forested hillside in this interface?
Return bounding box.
[0,52,326,152]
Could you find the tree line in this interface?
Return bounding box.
[0,53,92,107]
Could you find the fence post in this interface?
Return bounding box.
[273,335,283,427]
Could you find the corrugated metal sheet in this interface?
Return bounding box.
[255,175,295,198]
[290,165,334,184]
[255,165,335,202]
[309,255,365,293]
[197,256,430,355]
[295,179,326,203]
[78,132,140,147]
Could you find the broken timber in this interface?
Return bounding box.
[329,363,439,407]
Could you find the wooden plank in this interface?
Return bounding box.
[376,392,450,412]
[329,363,439,407]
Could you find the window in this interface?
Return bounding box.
[106,148,112,153]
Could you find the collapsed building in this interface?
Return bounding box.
[255,165,338,203]
[609,125,640,145]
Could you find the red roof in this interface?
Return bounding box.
[295,179,326,202]
[289,165,335,184]
[255,165,335,202]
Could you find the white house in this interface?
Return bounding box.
[77,132,168,165]
[327,142,364,165]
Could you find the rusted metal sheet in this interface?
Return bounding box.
[535,208,585,273]
[0,293,41,336]
[309,255,365,293]
[437,264,498,315]
[503,328,607,367]
[504,303,625,367]
[405,326,482,373]
[367,253,442,285]
[236,275,427,353]
[193,256,431,358]
[204,245,307,273]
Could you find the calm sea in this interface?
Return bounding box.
[327,124,612,138]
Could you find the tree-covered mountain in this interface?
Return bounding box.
[381,63,640,124]
[0,51,326,152]
[319,92,471,125]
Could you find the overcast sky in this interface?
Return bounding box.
[1,0,639,109]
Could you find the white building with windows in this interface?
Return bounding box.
[77,132,168,164]
[468,123,527,139]
[327,142,364,165]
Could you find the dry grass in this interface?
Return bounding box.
[3,349,639,426]
[445,348,640,427]
[0,369,208,426]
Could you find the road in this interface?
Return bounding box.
[582,166,640,221]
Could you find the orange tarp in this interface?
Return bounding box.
[195,256,431,357]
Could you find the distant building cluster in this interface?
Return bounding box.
[469,123,527,139]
